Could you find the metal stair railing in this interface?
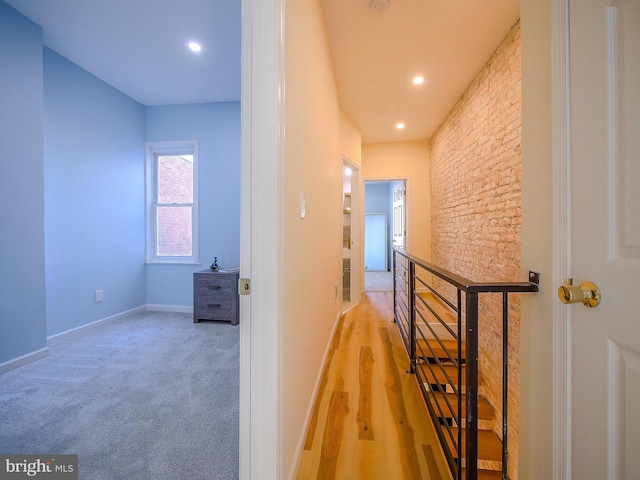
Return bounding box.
[393,248,539,480]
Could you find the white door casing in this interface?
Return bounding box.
[342,159,361,307]
[561,0,640,478]
[392,181,406,252]
[240,0,284,478]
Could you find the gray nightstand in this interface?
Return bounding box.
[193,270,239,325]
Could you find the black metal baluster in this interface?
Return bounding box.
[465,292,479,480]
[502,292,509,480]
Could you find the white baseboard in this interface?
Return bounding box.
[341,301,358,315]
[0,347,50,375]
[1,305,193,376]
[287,309,345,480]
[47,305,147,345]
[146,304,193,314]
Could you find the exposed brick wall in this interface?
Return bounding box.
[430,21,522,478]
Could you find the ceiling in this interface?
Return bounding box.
[3,0,519,143]
[3,0,241,106]
[321,0,520,142]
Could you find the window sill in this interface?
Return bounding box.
[145,259,202,266]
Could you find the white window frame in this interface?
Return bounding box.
[145,140,199,264]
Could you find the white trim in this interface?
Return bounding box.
[363,176,411,252]
[607,339,620,480]
[145,304,193,314]
[342,156,362,307]
[144,140,200,265]
[1,304,199,375]
[287,310,343,480]
[341,300,359,315]
[551,0,572,478]
[47,305,147,344]
[0,348,50,375]
[607,4,620,264]
[240,0,285,478]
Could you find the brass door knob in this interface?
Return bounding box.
[557,279,601,307]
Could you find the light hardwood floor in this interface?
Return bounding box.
[296,292,452,480]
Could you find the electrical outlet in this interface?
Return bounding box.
[95,290,104,303]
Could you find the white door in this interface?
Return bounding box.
[392,181,406,251]
[567,0,640,477]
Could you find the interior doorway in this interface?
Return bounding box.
[364,179,406,292]
[342,160,360,307]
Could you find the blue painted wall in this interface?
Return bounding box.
[44,48,146,336]
[145,103,241,307]
[0,2,48,364]
[0,2,241,367]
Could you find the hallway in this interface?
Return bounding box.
[296,292,450,480]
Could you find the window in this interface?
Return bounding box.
[145,141,199,264]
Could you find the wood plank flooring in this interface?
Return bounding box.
[295,292,452,480]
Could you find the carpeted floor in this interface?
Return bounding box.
[364,271,394,291]
[0,310,239,480]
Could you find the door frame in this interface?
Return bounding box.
[240,1,570,478]
[240,0,284,478]
[551,0,572,477]
[343,157,361,309]
[363,176,410,254]
[391,180,406,253]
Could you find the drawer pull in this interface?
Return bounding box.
[207,303,222,308]
[207,285,222,290]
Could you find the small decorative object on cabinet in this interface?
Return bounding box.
[193,269,239,325]
[210,257,219,271]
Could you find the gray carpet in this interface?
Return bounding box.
[0,311,239,480]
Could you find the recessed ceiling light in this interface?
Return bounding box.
[396,123,405,129]
[412,76,424,85]
[188,42,202,53]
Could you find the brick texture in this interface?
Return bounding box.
[430,21,522,479]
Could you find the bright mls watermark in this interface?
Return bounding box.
[0,455,77,479]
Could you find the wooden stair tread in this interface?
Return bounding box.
[416,292,458,321]
[422,363,464,385]
[417,338,466,360]
[421,363,482,386]
[428,392,494,421]
[445,428,502,462]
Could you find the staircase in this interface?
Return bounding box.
[393,249,538,480]
[421,338,504,479]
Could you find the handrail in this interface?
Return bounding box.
[393,248,538,480]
